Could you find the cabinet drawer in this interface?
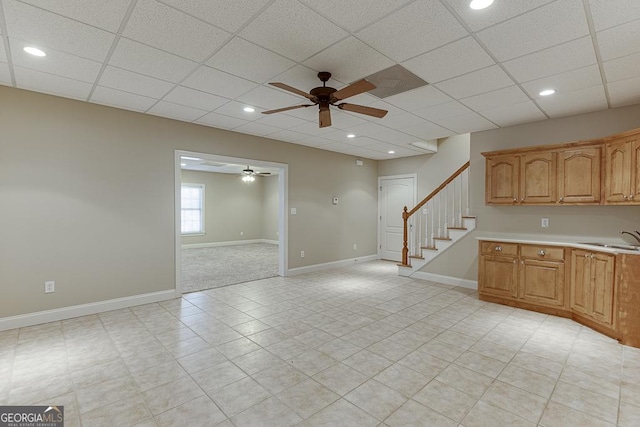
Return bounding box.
[520,245,565,261]
[480,241,518,256]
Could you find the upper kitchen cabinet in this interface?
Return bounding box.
[604,129,640,205]
[557,145,602,204]
[485,155,519,204]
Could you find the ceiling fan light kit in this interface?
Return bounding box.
[264,72,389,128]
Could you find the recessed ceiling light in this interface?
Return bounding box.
[539,89,556,96]
[180,163,186,167]
[24,46,46,57]
[181,156,201,161]
[470,0,494,10]
[388,151,395,154]
[347,134,356,138]
[243,107,255,113]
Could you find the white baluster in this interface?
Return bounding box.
[437,192,442,238]
[458,175,463,228]
[465,169,470,217]
[443,185,448,239]
[430,200,434,248]
[451,180,456,228]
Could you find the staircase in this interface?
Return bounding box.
[398,161,475,277]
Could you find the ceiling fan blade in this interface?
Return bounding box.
[269,82,316,101]
[262,104,313,115]
[331,79,376,101]
[319,108,332,128]
[338,103,388,118]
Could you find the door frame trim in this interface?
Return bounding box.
[377,174,417,261]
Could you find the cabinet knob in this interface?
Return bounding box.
[495,246,502,252]
[584,253,589,258]
[630,194,635,200]
[521,197,525,202]
[513,260,517,264]
[538,250,545,256]
[559,197,564,203]
[513,198,517,202]
[591,254,595,259]
[624,195,628,200]
[521,260,524,264]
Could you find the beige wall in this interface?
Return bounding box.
[423,103,640,281]
[180,170,277,245]
[262,175,279,242]
[0,86,378,318]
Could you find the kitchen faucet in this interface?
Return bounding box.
[620,230,640,244]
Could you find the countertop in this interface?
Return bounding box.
[476,233,640,255]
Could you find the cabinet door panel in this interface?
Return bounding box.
[486,156,519,204]
[570,250,590,315]
[520,152,556,204]
[479,255,518,298]
[519,259,565,307]
[558,147,601,204]
[632,140,640,202]
[605,140,631,203]
[590,253,616,327]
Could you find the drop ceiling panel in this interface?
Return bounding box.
[434,112,497,134]
[357,0,467,62]
[214,101,262,120]
[296,136,332,147]
[291,121,335,137]
[270,65,333,91]
[379,112,427,129]
[460,86,530,111]
[299,0,412,32]
[589,0,640,31]
[445,0,556,32]
[163,86,229,111]
[480,101,546,128]
[267,129,310,143]
[537,85,608,118]
[0,62,11,85]
[255,113,309,129]
[14,66,93,100]
[608,77,640,108]
[239,0,348,62]
[402,37,495,84]
[10,38,102,83]
[414,101,474,122]
[123,0,231,62]
[597,19,640,61]
[476,0,589,62]
[521,65,603,99]
[18,0,131,32]
[384,85,452,111]
[206,38,295,84]
[327,111,369,130]
[195,112,249,130]
[234,122,281,137]
[0,38,6,62]
[603,52,640,83]
[4,0,115,62]
[303,37,394,84]
[434,65,513,99]
[235,85,304,110]
[182,65,257,99]
[91,86,157,112]
[99,66,174,99]
[147,100,208,122]
[158,0,273,33]
[109,38,198,83]
[402,121,454,140]
[344,136,382,147]
[502,36,597,83]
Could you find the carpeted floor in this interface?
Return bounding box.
[181,243,279,293]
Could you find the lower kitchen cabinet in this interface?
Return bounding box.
[519,258,565,308]
[570,249,615,328]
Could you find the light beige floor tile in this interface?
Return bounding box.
[232,348,281,375]
[176,347,228,375]
[509,351,564,379]
[367,339,414,361]
[385,399,458,427]
[265,338,309,359]
[343,349,393,377]
[373,363,431,397]
[418,339,466,362]
[130,360,188,392]
[622,380,640,406]
[551,381,619,424]
[161,335,211,358]
[8,373,74,406]
[462,400,536,427]
[80,395,151,427]
[76,376,139,414]
[209,376,271,417]
[434,364,493,398]
[539,401,615,427]
[297,398,379,427]
[70,359,129,389]
[345,379,407,421]
[230,396,302,427]
[397,350,449,378]
[215,337,261,359]
[619,401,640,427]
[312,363,369,396]
[496,364,557,399]
[232,320,271,336]
[193,360,247,393]
[288,349,337,376]
[154,395,226,427]
[252,361,307,394]
[560,364,621,399]
[469,339,517,363]
[480,380,547,423]
[247,328,289,346]
[454,350,507,378]
[294,328,337,348]
[142,376,205,415]
[413,380,477,422]
[316,338,362,360]
[276,378,339,418]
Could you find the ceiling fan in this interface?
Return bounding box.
[242,166,271,176]
[263,71,388,128]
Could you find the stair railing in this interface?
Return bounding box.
[401,161,470,267]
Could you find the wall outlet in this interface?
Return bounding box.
[541,218,549,228]
[353,244,357,251]
[44,281,55,293]
[240,231,244,236]
[290,208,297,215]
[300,250,305,258]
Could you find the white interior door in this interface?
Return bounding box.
[379,176,416,262]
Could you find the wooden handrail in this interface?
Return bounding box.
[401,161,470,267]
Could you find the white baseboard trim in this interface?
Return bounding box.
[182,239,278,249]
[287,254,379,276]
[0,290,177,331]
[410,271,478,290]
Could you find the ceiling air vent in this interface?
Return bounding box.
[364,65,429,99]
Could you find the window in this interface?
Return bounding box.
[181,184,204,234]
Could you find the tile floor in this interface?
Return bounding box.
[1,260,639,426]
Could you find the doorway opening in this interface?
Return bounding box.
[174,150,288,295]
[378,174,417,262]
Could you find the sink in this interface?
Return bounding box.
[580,242,640,251]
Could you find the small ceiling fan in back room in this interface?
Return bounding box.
[240,165,270,182]
[262,71,388,128]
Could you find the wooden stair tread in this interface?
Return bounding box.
[409,255,425,260]
[433,237,452,241]
[447,227,467,230]
[420,246,438,251]
[462,215,476,219]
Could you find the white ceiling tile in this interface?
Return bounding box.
[147,100,208,122]
[608,76,640,108]
[299,0,413,32]
[163,86,229,111]
[597,19,640,61]
[4,0,114,62]
[256,113,309,129]
[303,37,394,84]
[234,122,281,137]
[214,101,262,120]
[18,0,130,32]
[378,112,426,129]
[282,104,320,122]
[10,38,101,83]
[476,0,589,61]
[344,136,382,147]
[291,121,335,137]
[384,85,453,111]
[123,0,230,62]
[0,62,12,85]
[239,0,348,62]
[502,36,597,83]
[328,110,369,130]
[347,122,411,143]
[603,52,640,83]
[267,129,311,143]
[0,39,6,62]
[444,0,556,32]
[207,38,295,84]
[110,38,197,83]
[461,85,530,111]
[480,101,546,127]
[99,66,174,99]
[366,100,406,117]
[182,65,257,99]
[402,37,495,84]
[270,65,331,92]
[296,136,332,147]
[434,65,514,99]
[433,112,498,134]
[235,85,304,110]
[522,65,603,99]
[195,112,249,130]
[413,101,474,122]
[91,86,157,112]
[357,0,467,62]
[401,121,454,140]
[588,0,640,31]
[158,0,272,33]
[537,85,608,118]
[14,65,92,100]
